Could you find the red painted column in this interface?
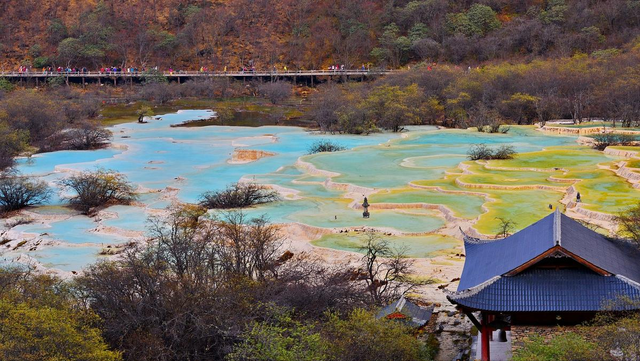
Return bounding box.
[481,312,491,361]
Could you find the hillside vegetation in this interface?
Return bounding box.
[1,0,640,70]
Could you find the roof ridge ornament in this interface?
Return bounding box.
[616,274,640,290]
[446,275,503,299]
[459,227,493,244]
[554,209,562,246]
[396,296,407,311]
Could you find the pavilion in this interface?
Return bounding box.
[448,209,640,361]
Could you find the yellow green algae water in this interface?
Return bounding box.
[312,233,459,258]
[369,189,485,219]
[4,115,640,272]
[609,146,640,152]
[627,159,640,168]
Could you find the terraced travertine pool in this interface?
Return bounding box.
[2,110,639,273]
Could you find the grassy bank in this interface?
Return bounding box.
[100,97,308,127]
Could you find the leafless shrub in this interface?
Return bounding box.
[308,140,346,154]
[59,168,136,213]
[616,203,640,245]
[199,183,280,209]
[258,82,292,104]
[468,143,516,160]
[307,85,346,133]
[64,121,112,150]
[591,133,637,151]
[137,82,179,104]
[0,176,51,213]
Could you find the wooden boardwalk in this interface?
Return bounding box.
[0,69,391,79]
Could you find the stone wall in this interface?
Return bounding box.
[510,325,580,353]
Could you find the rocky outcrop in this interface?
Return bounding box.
[615,162,640,189]
[604,147,640,159]
[229,149,276,164]
[295,159,340,177]
[323,179,374,196]
[541,126,605,135]
[542,125,640,136]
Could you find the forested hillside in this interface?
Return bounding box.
[1,0,640,70]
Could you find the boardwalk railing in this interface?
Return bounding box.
[0,69,393,78]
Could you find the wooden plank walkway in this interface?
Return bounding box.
[0,70,392,78]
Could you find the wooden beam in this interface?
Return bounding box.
[506,245,610,277]
[559,248,611,276]
[463,309,482,330]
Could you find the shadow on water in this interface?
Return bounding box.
[178,109,312,127]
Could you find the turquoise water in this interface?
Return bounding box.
[22,245,106,272]
[306,128,576,189]
[102,205,150,232]
[4,111,582,272]
[13,216,128,245]
[241,199,446,233]
[370,189,486,220]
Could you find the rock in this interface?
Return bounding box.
[229,149,276,164]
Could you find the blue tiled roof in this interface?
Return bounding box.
[457,210,640,290]
[560,214,640,283]
[458,212,555,290]
[448,268,640,312]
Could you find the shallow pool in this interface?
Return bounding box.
[7,111,637,273]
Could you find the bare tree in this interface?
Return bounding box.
[258,82,292,105]
[495,217,516,238]
[80,206,232,361]
[213,211,285,281]
[266,254,370,319]
[307,85,346,133]
[616,203,640,245]
[0,90,65,145]
[64,121,112,150]
[79,207,287,360]
[358,232,414,305]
